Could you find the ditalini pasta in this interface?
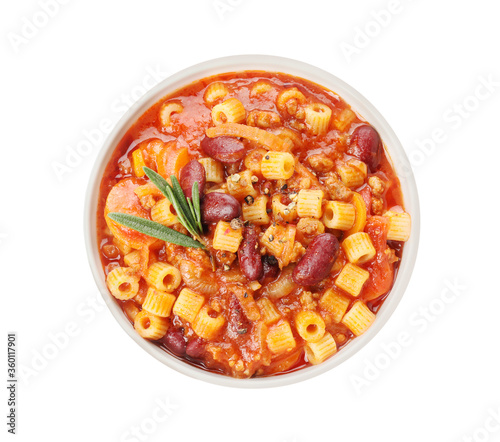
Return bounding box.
[304,103,332,135]
[106,267,140,300]
[142,288,176,318]
[159,102,183,127]
[385,210,411,241]
[261,151,295,180]
[342,232,376,265]
[151,198,178,227]
[257,297,281,325]
[305,332,337,365]
[211,98,246,125]
[341,301,376,336]
[96,71,410,379]
[203,82,228,104]
[242,195,270,225]
[193,305,226,339]
[295,311,326,343]
[266,321,297,354]
[173,288,205,324]
[145,262,182,292]
[212,221,243,253]
[199,157,224,183]
[335,263,370,297]
[322,201,355,230]
[134,310,169,340]
[337,159,367,189]
[297,189,324,219]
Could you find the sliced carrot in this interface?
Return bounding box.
[156,142,190,180]
[133,139,165,175]
[344,192,367,237]
[206,123,293,151]
[132,149,146,177]
[141,139,165,171]
[104,179,156,250]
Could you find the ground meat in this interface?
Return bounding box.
[368,176,386,197]
[371,197,384,215]
[289,241,306,263]
[299,178,312,189]
[324,172,353,201]
[139,195,156,210]
[307,153,335,173]
[226,163,239,175]
[296,218,325,245]
[246,110,281,128]
[186,247,212,268]
[385,247,399,264]
[214,250,237,267]
[290,120,306,131]
[300,291,317,310]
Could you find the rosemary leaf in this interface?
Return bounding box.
[107,213,205,249]
[191,181,203,232]
[187,195,197,225]
[163,185,197,236]
[170,176,197,228]
[143,167,170,197]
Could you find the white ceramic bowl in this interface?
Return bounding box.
[84,55,420,388]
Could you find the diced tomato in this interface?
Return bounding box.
[140,139,165,171]
[359,185,372,217]
[362,216,394,301]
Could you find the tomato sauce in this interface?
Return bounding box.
[96,71,407,378]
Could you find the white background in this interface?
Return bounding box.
[2,1,500,441]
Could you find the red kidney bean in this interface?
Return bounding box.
[259,255,280,283]
[201,192,241,223]
[238,227,264,281]
[185,338,205,359]
[200,135,246,163]
[293,233,340,286]
[227,295,251,339]
[179,159,206,199]
[161,328,186,356]
[348,125,382,171]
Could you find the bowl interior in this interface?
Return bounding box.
[84,55,420,388]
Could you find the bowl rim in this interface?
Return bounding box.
[84,54,420,388]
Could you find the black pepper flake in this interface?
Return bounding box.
[244,195,254,205]
[265,155,270,160]
[281,184,288,191]
[230,218,244,230]
[269,235,274,242]
[237,328,248,335]
[244,292,248,298]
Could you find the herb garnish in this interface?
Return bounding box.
[107,166,205,249]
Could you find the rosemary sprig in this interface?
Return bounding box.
[107,166,205,249]
[143,167,204,244]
